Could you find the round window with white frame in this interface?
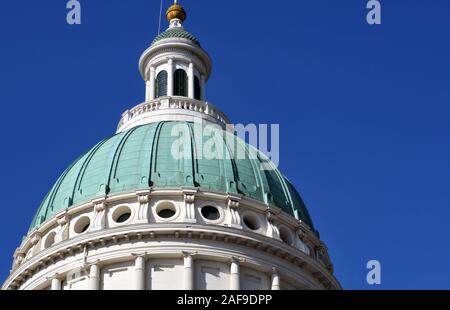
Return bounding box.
[43,231,56,249]
[242,212,262,232]
[74,216,91,234]
[112,206,133,224]
[200,205,222,223]
[155,201,178,221]
[278,225,294,245]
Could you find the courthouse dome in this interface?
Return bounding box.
[30,121,315,233]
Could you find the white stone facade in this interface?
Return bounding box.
[3,188,339,290]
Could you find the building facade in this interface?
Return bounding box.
[2,2,341,290]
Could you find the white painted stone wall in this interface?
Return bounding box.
[3,189,339,290]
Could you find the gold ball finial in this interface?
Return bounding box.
[166,2,186,23]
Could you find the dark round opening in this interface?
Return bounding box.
[74,217,91,234]
[279,228,293,244]
[158,209,176,219]
[80,223,90,233]
[116,212,131,223]
[201,206,220,221]
[243,215,260,231]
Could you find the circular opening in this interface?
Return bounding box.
[74,216,91,234]
[158,209,176,219]
[156,202,177,219]
[201,206,220,221]
[44,232,56,249]
[117,213,131,223]
[112,206,132,224]
[279,227,293,245]
[243,213,260,231]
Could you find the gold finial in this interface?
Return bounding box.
[166,1,186,23]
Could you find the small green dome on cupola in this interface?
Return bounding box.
[151,27,201,47]
[151,1,201,47]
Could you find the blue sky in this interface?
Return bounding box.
[1,0,449,289]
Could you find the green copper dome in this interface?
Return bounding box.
[152,27,201,47]
[30,121,314,233]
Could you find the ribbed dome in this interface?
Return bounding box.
[151,27,201,47]
[30,122,314,233]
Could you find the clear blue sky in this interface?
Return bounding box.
[1,0,449,290]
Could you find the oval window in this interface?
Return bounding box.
[201,206,221,221]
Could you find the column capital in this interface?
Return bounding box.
[183,189,197,203]
[92,197,107,210]
[131,252,148,258]
[136,190,150,204]
[266,212,277,224]
[227,195,242,209]
[46,273,63,281]
[87,259,102,269]
[182,251,197,258]
[56,212,70,226]
[29,231,42,245]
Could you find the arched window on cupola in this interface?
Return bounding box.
[194,76,201,100]
[155,71,168,98]
[174,69,188,97]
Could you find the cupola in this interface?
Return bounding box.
[138,1,212,103]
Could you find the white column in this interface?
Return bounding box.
[188,63,195,99]
[183,254,195,290]
[134,256,146,290]
[51,276,61,290]
[88,264,100,290]
[145,80,151,102]
[167,59,174,96]
[230,259,240,290]
[149,66,156,101]
[271,270,281,290]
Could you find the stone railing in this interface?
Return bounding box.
[117,97,230,132]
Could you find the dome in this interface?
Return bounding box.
[151,27,201,47]
[30,121,315,233]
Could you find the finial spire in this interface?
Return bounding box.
[166,1,186,28]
